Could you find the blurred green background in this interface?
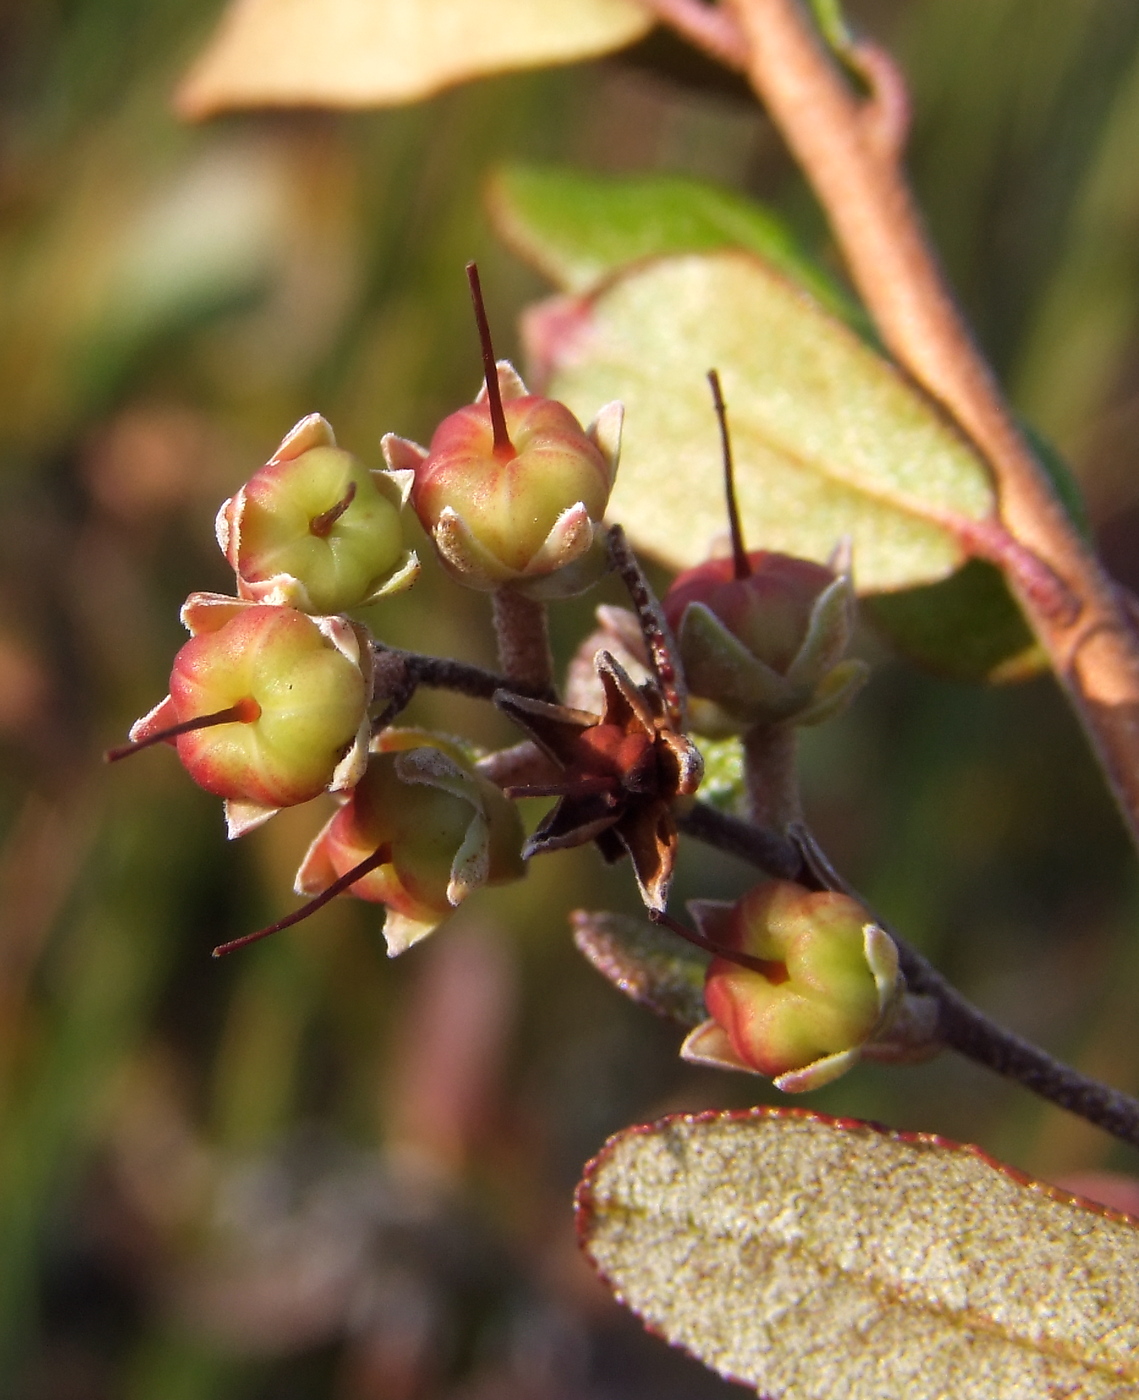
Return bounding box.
[3,0,1139,1395]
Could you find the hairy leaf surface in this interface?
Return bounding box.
[578,1109,1139,1399]
[177,0,650,118]
[543,252,995,591]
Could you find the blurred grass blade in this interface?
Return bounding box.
[542,251,995,592]
[176,0,651,119]
[578,1109,1139,1399]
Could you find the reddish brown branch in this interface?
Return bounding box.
[645,0,1139,856]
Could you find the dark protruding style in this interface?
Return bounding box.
[211,842,393,958]
[707,369,751,581]
[466,261,513,458]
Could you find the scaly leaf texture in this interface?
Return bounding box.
[176,0,651,118]
[547,252,995,592]
[578,1109,1139,1400]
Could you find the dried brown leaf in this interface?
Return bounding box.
[577,1108,1139,1399]
[176,0,651,119]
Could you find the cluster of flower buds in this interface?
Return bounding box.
[680,881,901,1092]
[109,265,625,955]
[109,272,901,1109]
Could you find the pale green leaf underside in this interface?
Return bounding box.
[548,252,996,591]
[579,1110,1139,1400]
[177,0,650,118]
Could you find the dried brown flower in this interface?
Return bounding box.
[495,650,702,912]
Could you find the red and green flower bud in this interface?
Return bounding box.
[662,549,868,735]
[295,728,526,956]
[382,362,622,598]
[127,594,372,837]
[216,413,419,614]
[680,881,900,1092]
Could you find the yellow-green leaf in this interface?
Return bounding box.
[544,251,996,592]
[177,0,651,119]
[578,1109,1139,1399]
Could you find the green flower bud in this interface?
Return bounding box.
[124,594,373,839]
[382,362,622,598]
[680,881,900,1092]
[295,728,526,956]
[663,550,868,735]
[217,414,419,614]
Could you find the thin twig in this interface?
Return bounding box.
[681,804,1139,1150]
[371,645,554,730]
[607,525,687,727]
[647,0,1139,860]
[676,800,801,880]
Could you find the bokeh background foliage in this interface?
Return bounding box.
[3,0,1139,1396]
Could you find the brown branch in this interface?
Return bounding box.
[681,805,1139,1150]
[676,800,800,880]
[644,0,1139,857]
[371,645,554,729]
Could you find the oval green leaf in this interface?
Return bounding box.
[543,251,996,591]
[578,1109,1139,1399]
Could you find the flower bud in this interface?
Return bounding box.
[127,595,372,837]
[382,362,622,598]
[216,414,419,614]
[662,549,868,735]
[295,728,526,956]
[680,881,900,1092]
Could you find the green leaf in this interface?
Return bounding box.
[488,163,861,324]
[542,251,996,592]
[577,1109,1139,1399]
[177,0,650,118]
[493,167,1088,683]
[865,560,1046,683]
